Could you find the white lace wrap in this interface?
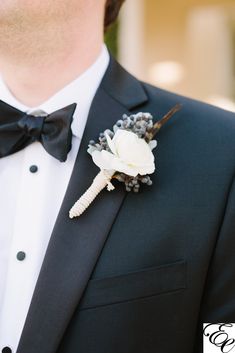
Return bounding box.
[69,169,115,218]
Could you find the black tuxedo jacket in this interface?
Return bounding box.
[16,54,235,353]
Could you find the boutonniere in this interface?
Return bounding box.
[69,104,181,218]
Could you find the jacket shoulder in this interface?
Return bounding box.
[141,82,235,129]
[140,82,235,174]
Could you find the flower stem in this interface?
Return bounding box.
[69,169,115,218]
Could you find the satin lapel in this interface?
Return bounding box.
[16,56,148,353]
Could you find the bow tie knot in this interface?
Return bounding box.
[17,114,45,140]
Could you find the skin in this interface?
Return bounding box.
[0,0,106,106]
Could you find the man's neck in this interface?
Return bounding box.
[0,20,104,107]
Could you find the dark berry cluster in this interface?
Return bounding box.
[114,112,154,141]
[114,173,153,193]
[89,112,154,151]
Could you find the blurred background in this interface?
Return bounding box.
[105,0,235,112]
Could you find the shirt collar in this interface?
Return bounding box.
[0,44,110,139]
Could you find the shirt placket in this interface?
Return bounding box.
[0,142,49,353]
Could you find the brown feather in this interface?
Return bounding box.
[147,104,182,141]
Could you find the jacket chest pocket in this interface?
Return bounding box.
[79,259,187,310]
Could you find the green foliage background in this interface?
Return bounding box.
[104,21,119,58]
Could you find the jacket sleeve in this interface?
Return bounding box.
[193,174,235,353]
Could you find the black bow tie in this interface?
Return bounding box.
[0,100,77,162]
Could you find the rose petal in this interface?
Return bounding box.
[91,150,139,176]
[116,131,154,166]
[87,145,98,156]
[135,163,155,175]
[105,132,117,155]
[91,150,117,170]
[149,140,157,151]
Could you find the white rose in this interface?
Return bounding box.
[90,129,156,177]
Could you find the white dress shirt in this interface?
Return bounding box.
[0,44,109,353]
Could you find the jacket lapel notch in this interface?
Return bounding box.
[101,53,148,110]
